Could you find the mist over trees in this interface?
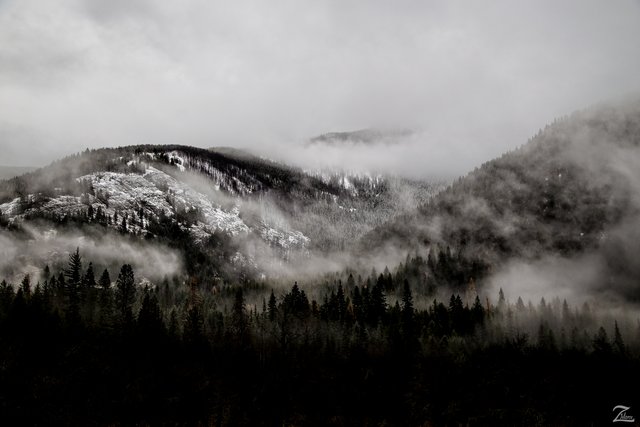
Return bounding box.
[1,247,640,425]
[365,99,640,301]
[2,100,640,424]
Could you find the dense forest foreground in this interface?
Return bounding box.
[1,249,639,426]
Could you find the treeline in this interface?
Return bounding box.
[1,249,640,425]
[0,148,147,203]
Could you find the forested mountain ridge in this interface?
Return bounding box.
[364,99,640,297]
[0,144,442,282]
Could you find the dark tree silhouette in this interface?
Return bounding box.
[98,269,111,289]
[115,264,136,326]
[64,248,82,324]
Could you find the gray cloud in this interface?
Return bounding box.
[1,0,640,175]
[0,224,183,284]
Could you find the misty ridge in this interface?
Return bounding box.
[4,98,640,425]
[0,142,442,276]
[3,99,640,309]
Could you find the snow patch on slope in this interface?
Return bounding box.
[257,222,310,250]
[2,160,311,257]
[143,167,249,234]
[0,198,22,217]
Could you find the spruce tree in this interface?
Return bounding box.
[184,305,204,346]
[115,264,136,326]
[43,265,50,283]
[137,291,164,337]
[97,268,113,326]
[592,326,611,354]
[84,263,96,288]
[369,281,386,326]
[20,274,31,298]
[98,269,111,289]
[64,248,82,324]
[268,290,277,322]
[231,288,248,340]
[613,321,627,355]
[401,280,418,350]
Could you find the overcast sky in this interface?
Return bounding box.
[1,0,640,176]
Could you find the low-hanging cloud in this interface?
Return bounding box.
[0,224,183,285]
[259,131,479,180]
[481,100,640,306]
[1,0,640,178]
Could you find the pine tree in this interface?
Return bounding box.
[335,284,346,321]
[20,274,31,298]
[64,248,82,324]
[592,326,611,354]
[561,299,571,322]
[352,286,363,321]
[613,321,626,355]
[115,264,136,326]
[0,279,14,316]
[346,273,355,290]
[498,288,505,310]
[369,281,386,326]
[401,280,414,326]
[98,269,111,289]
[232,288,247,337]
[184,305,204,346]
[137,291,164,337]
[84,263,96,289]
[96,268,113,326]
[268,290,277,322]
[43,265,51,283]
[401,280,418,350]
[81,262,97,324]
[472,295,485,326]
[168,308,180,337]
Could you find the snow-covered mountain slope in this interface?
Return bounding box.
[0,163,309,250]
[83,167,250,238]
[0,144,441,279]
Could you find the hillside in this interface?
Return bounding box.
[0,145,441,282]
[364,99,640,298]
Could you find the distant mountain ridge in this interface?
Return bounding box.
[309,128,414,146]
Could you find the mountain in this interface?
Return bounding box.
[4,100,640,298]
[0,145,442,282]
[364,98,640,299]
[309,128,414,146]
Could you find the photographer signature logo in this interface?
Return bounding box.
[613,405,636,423]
